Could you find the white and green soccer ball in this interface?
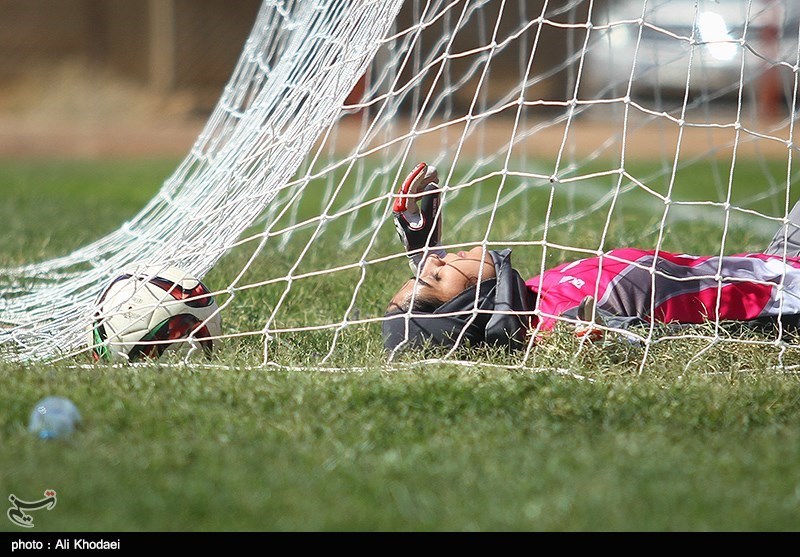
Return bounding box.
[88,264,222,362]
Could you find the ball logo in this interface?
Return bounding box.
[6,489,57,528]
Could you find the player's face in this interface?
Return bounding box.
[392,246,497,307]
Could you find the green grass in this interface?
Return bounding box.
[3,365,800,531]
[1,157,800,531]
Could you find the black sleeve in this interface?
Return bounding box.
[484,249,536,349]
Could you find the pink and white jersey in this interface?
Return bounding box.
[525,248,800,331]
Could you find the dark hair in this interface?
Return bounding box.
[388,272,482,316]
[410,294,445,314]
[386,285,446,315]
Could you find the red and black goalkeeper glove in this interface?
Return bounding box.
[393,162,446,271]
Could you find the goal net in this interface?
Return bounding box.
[2,0,800,371]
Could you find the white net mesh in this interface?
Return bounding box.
[2,0,800,370]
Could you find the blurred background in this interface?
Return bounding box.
[0,0,796,158]
[0,0,626,159]
[0,0,263,158]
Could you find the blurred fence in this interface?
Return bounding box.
[0,0,589,118]
[0,0,262,114]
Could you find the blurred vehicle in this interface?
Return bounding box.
[582,0,800,107]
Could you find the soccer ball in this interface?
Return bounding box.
[88,264,222,362]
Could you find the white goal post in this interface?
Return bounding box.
[1,0,800,370]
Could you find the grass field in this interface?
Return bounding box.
[1,157,800,531]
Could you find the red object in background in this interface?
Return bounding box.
[758,18,782,121]
[344,73,367,112]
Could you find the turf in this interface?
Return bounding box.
[1,158,800,531]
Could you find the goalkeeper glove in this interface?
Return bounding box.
[393,162,446,272]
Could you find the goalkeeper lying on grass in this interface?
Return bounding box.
[383,162,800,351]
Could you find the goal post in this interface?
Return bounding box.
[2,0,800,371]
